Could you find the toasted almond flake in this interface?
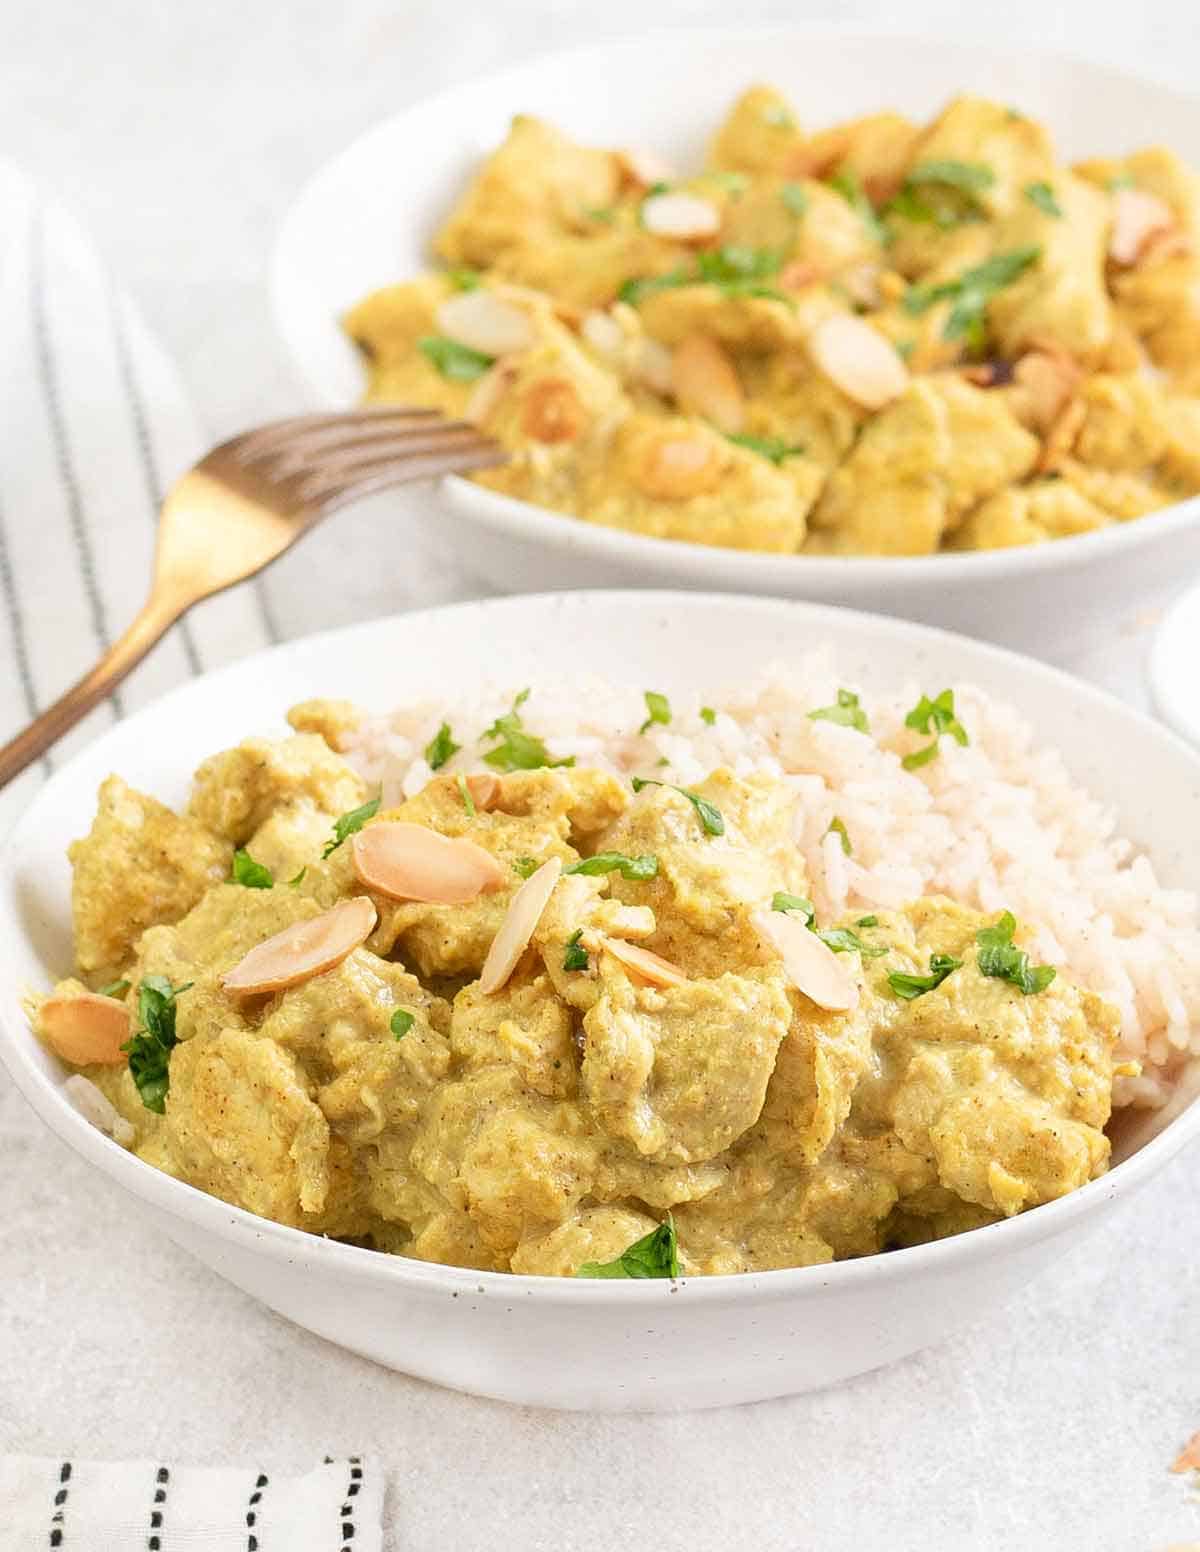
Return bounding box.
[40,992,130,1067]
[463,772,501,811]
[618,147,676,188]
[1109,187,1176,266]
[841,263,883,309]
[1010,342,1083,434]
[434,290,535,357]
[635,432,724,500]
[223,896,377,995]
[751,907,859,1013]
[601,936,689,988]
[808,314,909,410]
[352,821,505,903]
[581,309,625,356]
[634,338,675,395]
[480,857,562,995]
[1036,395,1087,474]
[780,260,821,292]
[1139,226,1191,267]
[62,1073,134,1146]
[521,377,586,443]
[671,334,745,433]
[641,191,721,241]
[464,359,518,425]
[1172,1431,1200,1474]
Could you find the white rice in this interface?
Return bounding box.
[340,654,1200,1109]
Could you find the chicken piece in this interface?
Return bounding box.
[345,274,476,418]
[532,870,656,1015]
[909,96,1056,219]
[510,1205,664,1276]
[762,991,877,1163]
[581,956,792,1164]
[718,178,884,283]
[952,480,1112,550]
[1055,461,1172,522]
[738,351,867,473]
[787,113,922,207]
[242,800,337,884]
[1072,374,1169,470]
[188,734,367,848]
[636,282,829,354]
[68,776,231,980]
[707,86,803,176]
[287,698,363,752]
[1112,253,1200,377]
[987,174,1112,359]
[1159,396,1200,488]
[1075,146,1200,240]
[449,970,578,1100]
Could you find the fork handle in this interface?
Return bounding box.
[0,594,180,790]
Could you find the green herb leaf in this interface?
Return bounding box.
[576,1215,680,1279]
[457,772,476,817]
[417,335,495,381]
[709,171,749,196]
[583,205,617,223]
[563,928,590,972]
[827,169,891,246]
[699,706,717,726]
[617,268,693,306]
[631,777,724,836]
[565,852,659,881]
[902,247,1040,354]
[322,796,380,858]
[1024,181,1063,218]
[1108,172,1136,191]
[771,891,815,923]
[99,978,130,1000]
[639,690,672,735]
[231,849,274,889]
[446,266,481,291]
[288,867,307,888]
[908,160,995,194]
[122,975,191,1113]
[390,1008,415,1039]
[902,688,969,770]
[888,953,962,1000]
[825,817,852,856]
[726,432,806,464]
[781,182,809,217]
[808,688,869,734]
[856,915,879,928]
[817,926,887,957]
[512,856,539,879]
[618,246,791,307]
[425,721,460,771]
[481,689,575,773]
[975,911,1057,995]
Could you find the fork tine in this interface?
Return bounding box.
[261,421,493,481]
[305,443,507,507]
[233,406,445,464]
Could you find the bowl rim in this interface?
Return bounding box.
[269,22,1200,586]
[3,588,1200,1305]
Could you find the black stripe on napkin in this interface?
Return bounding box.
[31,207,122,718]
[245,1469,269,1551]
[0,489,49,770]
[147,1463,169,1550]
[48,1458,70,1547]
[340,1456,363,1550]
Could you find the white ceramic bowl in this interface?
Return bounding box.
[270,29,1200,670]
[2,590,1199,1412]
[1150,582,1200,747]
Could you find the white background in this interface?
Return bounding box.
[3,4,1200,1547]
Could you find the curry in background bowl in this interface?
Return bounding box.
[346,87,1200,558]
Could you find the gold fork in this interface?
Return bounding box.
[0,406,504,788]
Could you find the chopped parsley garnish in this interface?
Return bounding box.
[231,849,274,889]
[699,706,717,726]
[817,925,887,957]
[726,433,806,464]
[512,856,539,879]
[709,171,749,196]
[563,929,590,972]
[639,690,672,734]
[888,159,994,229]
[446,266,481,291]
[1108,172,1135,191]
[856,915,879,928]
[781,182,809,216]
[1024,181,1063,218]
[617,268,692,306]
[417,335,494,381]
[287,867,307,888]
[390,1008,415,1039]
[425,721,460,771]
[888,953,962,1000]
[481,689,575,773]
[618,245,790,307]
[827,169,891,246]
[122,975,191,1113]
[895,339,916,361]
[809,688,869,734]
[583,205,617,223]
[565,852,659,881]
[322,796,380,857]
[772,891,815,923]
[631,777,724,836]
[99,978,130,1000]
[825,817,852,856]
[576,1215,680,1279]
[976,911,1056,994]
[909,159,995,195]
[457,772,476,817]
[901,689,969,770]
[902,246,1041,354]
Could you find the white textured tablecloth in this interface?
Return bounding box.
[3,4,1200,1548]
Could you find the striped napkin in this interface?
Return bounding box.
[0,157,276,835]
[0,1455,383,1550]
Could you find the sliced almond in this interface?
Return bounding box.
[222,896,377,996]
[671,334,745,434]
[520,377,586,443]
[464,359,518,425]
[634,338,675,395]
[600,937,688,989]
[41,992,130,1067]
[840,262,882,310]
[463,772,501,811]
[751,907,859,1013]
[640,191,720,242]
[434,290,535,357]
[779,259,822,292]
[1172,1431,1200,1474]
[617,147,676,188]
[635,432,724,500]
[807,314,909,410]
[62,1073,135,1146]
[581,309,625,356]
[352,821,506,903]
[1010,344,1082,435]
[480,857,562,995]
[1109,188,1176,266]
[1036,395,1087,474]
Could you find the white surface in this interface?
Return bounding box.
[271,29,1200,679]
[7,593,1200,1416]
[3,1,1200,1544]
[1151,583,1200,746]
